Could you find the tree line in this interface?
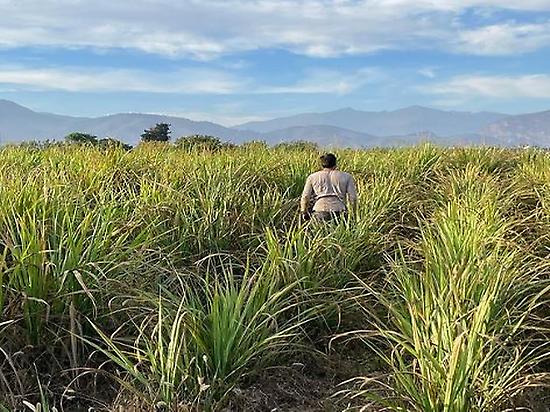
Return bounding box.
[61,122,320,151]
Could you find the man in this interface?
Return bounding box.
[300,153,357,221]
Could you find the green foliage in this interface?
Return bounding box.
[98,137,133,150]
[349,165,550,411]
[141,122,171,142]
[64,132,132,150]
[0,144,548,410]
[10,139,61,149]
[240,139,268,150]
[174,134,231,151]
[65,131,98,145]
[86,259,311,408]
[274,140,319,151]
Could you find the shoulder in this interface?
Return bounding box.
[336,170,353,179]
[308,171,323,180]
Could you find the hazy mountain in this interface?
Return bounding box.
[71,114,260,145]
[378,131,510,147]
[1,99,550,147]
[0,100,259,145]
[380,131,441,146]
[482,110,550,147]
[262,125,381,147]
[237,106,508,137]
[0,99,85,142]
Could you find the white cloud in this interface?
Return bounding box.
[396,0,550,11]
[0,65,377,95]
[0,1,549,58]
[424,74,550,98]
[0,66,247,94]
[258,68,384,95]
[418,67,438,78]
[456,22,550,55]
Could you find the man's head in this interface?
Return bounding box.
[320,153,337,169]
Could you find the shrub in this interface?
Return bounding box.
[65,132,98,145]
[175,134,232,151]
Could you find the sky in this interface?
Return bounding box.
[0,0,550,125]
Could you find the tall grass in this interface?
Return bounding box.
[0,170,160,346]
[85,259,312,409]
[351,165,550,411]
[0,143,548,410]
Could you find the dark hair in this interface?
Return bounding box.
[320,153,337,168]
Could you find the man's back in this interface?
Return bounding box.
[301,169,357,213]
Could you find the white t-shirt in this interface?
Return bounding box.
[301,169,357,212]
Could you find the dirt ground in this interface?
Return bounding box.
[226,349,378,412]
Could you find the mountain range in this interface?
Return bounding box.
[236,106,507,137]
[1,99,550,147]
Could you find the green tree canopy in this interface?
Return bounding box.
[65,132,98,145]
[98,138,133,151]
[175,134,232,151]
[273,140,319,151]
[141,123,171,142]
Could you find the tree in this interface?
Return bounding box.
[141,123,171,142]
[274,140,319,151]
[65,132,98,145]
[65,132,132,150]
[98,137,133,151]
[175,134,228,151]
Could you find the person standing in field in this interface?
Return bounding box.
[300,153,358,221]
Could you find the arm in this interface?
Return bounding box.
[300,176,313,213]
[347,176,358,214]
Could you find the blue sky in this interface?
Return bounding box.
[0,0,549,125]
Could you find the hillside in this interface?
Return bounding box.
[1,100,550,147]
[262,125,380,147]
[482,110,550,146]
[0,100,259,145]
[237,106,508,137]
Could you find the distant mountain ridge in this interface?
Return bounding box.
[236,106,508,137]
[0,99,259,146]
[262,125,381,147]
[1,99,550,147]
[482,110,550,147]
